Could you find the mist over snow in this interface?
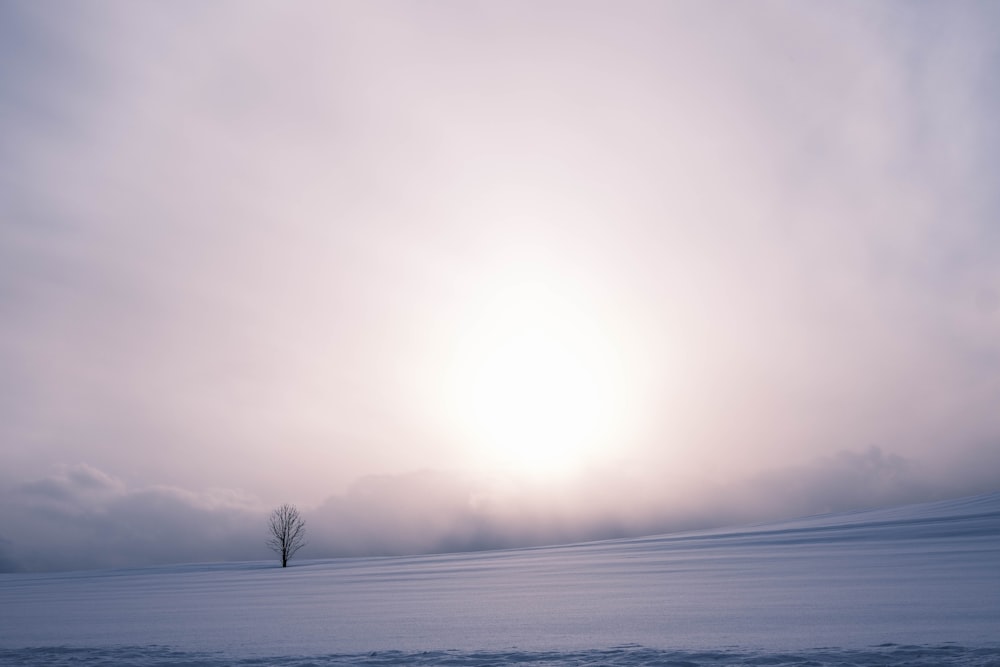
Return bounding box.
[2,2,1000,574]
[2,447,999,572]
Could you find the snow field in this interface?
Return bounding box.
[1,493,998,665]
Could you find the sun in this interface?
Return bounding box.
[447,273,625,477]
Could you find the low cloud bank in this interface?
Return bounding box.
[2,448,998,572]
[0,464,268,572]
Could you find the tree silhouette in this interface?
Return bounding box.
[267,503,306,567]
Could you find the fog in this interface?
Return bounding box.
[3,449,998,572]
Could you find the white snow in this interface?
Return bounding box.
[1,492,998,666]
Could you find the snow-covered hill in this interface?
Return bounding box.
[1,493,998,666]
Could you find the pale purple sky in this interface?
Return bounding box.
[2,1,999,571]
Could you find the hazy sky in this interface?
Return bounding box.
[2,1,1000,571]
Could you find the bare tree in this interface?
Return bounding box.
[267,503,306,567]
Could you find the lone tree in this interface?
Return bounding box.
[267,503,306,567]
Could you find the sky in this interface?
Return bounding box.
[1,1,999,572]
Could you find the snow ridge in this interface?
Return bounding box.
[3,643,1000,666]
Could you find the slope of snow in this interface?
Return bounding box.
[2,644,999,667]
[1,493,998,665]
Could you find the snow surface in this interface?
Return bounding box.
[1,492,998,666]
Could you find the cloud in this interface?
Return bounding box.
[0,465,268,572]
[18,463,126,509]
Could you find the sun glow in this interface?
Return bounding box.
[448,272,627,477]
